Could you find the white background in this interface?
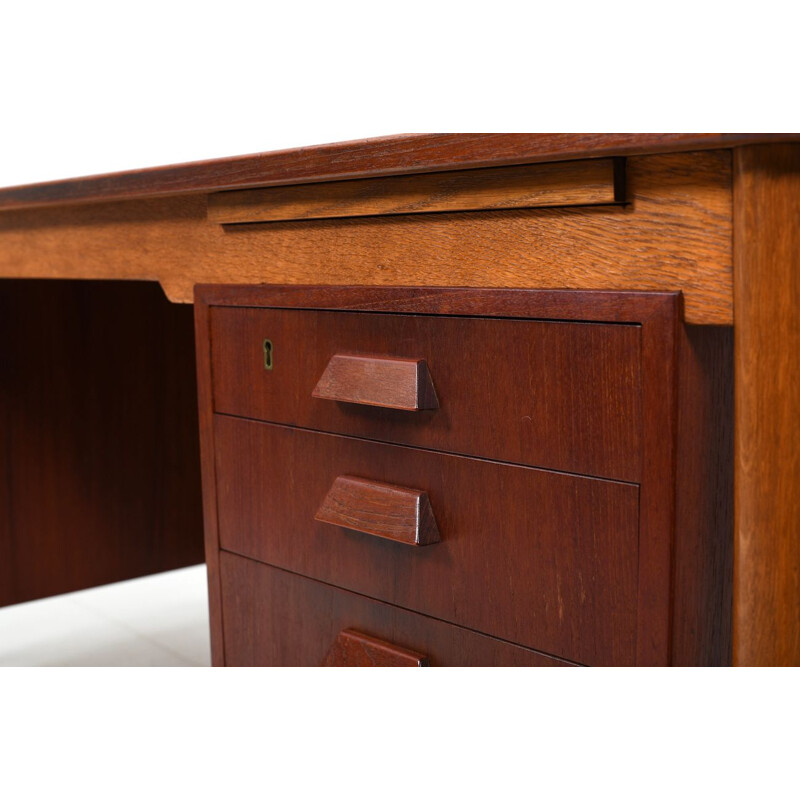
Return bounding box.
[1,2,797,797]
[1,1,797,188]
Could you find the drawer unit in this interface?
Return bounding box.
[196,285,732,667]
[220,553,574,667]
[214,416,640,666]
[209,304,642,481]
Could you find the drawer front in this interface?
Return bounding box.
[210,307,642,482]
[220,553,574,667]
[214,416,640,666]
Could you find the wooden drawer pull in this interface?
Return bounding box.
[315,475,440,546]
[312,353,439,411]
[322,629,429,667]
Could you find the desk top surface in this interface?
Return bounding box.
[1,133,797,211]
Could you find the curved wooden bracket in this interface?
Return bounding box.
[314,475,440,546]
[312,353,439,411]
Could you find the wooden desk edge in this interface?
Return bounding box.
[0,132,797,211]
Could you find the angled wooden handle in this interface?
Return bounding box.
[315,475,440,546]
[322,629,429,667]
[312,353,438,411]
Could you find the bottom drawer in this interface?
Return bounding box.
[220,553,575,667]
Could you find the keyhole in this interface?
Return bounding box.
[263,339,273,370]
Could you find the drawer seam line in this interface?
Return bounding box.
[212,411,641,487]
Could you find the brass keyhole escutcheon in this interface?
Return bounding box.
[263,339,273,370]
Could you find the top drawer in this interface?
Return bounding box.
[209,305,642,481]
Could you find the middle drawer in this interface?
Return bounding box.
[214,415,640,666]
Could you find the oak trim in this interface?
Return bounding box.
[207,159,622,224]
[733,144,800,666]
[0,152,733,325]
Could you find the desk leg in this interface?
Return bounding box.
[733,145,800,665]
[194,297,225,666]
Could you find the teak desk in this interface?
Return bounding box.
[0,134,797,666]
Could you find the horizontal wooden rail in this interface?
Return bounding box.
[208,159,623,224]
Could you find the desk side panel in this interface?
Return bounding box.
[672,325,734,665]
[0,280,205,607]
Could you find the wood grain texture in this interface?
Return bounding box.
[0,280,204,607]
[0,153,733,324]
[733,144,800,666]
[220,554,575,667]
[322,629,428,666]
[312,354,439,411]
[209,305,642,482]
[671,326,734,666]
[207,159,621,224]
[0,133,790,210]
[213,416,640,666]
[315,476,440,546]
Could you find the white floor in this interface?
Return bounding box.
[0,565,211,666]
